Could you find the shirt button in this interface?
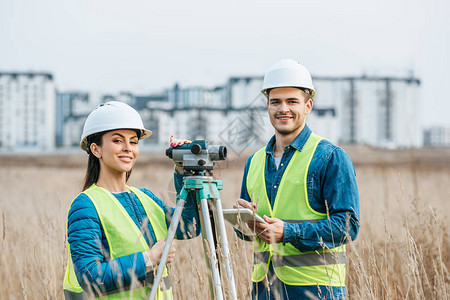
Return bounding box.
[274,185,277,189]
[280,163,284,167]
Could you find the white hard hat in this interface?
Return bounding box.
[80,101,152,151]
[261,59,316,99]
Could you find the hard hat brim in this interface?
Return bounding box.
[262,86,316,99]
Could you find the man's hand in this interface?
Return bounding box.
[233,198,257,211]
[248,216,284,244]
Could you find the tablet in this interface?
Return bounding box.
[222,208,267,237]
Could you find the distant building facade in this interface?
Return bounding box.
[0,72,55,151]
[202,75,423,149]
[424,127,450,147]
[56,91,95,148]
[0,71,425,152]
[313,76,422,148]
[57,74,423,151]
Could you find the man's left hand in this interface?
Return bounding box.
[248,216,284,244]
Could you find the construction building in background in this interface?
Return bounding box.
[55,91,92,148]
[1,71,425,152]
[313,76,422,148]
[423,127,450,147]
[0,72,55,152]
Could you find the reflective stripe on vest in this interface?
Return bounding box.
[254,251,346,267]
[247,133,346,286]
[100,274,172,296]
[63,184,173,299]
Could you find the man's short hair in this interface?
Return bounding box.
[266,87,312,101]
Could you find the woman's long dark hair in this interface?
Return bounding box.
[82,130,140,191]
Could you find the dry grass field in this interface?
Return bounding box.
[0,147,449,299]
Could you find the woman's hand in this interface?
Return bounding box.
[170,136,191,173]
[147,239,176,266]
[169,135,191,148]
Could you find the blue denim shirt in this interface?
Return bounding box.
[240,124,360,299]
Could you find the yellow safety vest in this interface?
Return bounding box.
[63,184,173,299]
[247,133,346,286]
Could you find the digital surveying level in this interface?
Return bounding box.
[166,140,227,172]
[149,140,238,300]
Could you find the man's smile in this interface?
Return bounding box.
[276,115,294,121]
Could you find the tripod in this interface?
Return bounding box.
[149,173,238,300]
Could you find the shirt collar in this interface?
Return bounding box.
[265,124,312,155]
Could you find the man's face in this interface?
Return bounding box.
[267,87,313,136]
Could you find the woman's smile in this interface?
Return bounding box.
[118,154,134,163]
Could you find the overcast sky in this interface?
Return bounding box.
[1,0,449,126]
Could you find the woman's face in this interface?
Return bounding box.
[95,129,140,174]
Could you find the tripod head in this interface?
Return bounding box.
[166,140,227,175]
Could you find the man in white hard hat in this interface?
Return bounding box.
[234,59,360,299]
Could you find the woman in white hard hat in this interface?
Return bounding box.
[63,101,199,299]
